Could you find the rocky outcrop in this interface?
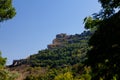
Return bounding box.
[9,59,28,67]
[47,31,92,49]
[47,33,68,49]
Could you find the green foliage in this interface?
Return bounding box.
[83,16,101,31]
[16,31,92,80]
[86,10,120,80]
[0,52,18,80]
[54,72,73,80]
[0,0,16,22]
[27,31,91,68]
[94,0,120,19]
[0,0,17,77]
[0,52,6,68]
[0,0,16,76]
[29,42,89,68]
[0,69,18,80]
[84,0,120,80]
[99,0,120,9]
[79,66,91,80]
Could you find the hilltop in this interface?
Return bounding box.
[8,30,92,80]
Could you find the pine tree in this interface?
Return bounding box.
[0,0,16,22]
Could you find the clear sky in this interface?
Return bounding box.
[0,0,101,65]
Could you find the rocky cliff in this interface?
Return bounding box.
[47,31,92,49]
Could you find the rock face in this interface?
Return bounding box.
[47,33,68,49]
[47,31,92,49]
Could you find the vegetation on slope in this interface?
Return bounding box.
[9,31,92,80]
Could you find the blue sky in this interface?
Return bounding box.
[0,0,101,65]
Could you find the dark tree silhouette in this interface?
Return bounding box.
[85,0,120,79]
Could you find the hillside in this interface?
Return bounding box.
[8,31,92,80]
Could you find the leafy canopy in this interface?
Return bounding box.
[0,0,16,22]
[97,0,120,19]
[85,0,120,80]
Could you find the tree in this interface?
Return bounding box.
[54,72,73,80]
[0,0,16,22]
[85,0,120,80]
[0,52,6,68]
[83,16,101,31]
[0,52,18,80]
[95,0,120,19]
[0,0,16,79]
